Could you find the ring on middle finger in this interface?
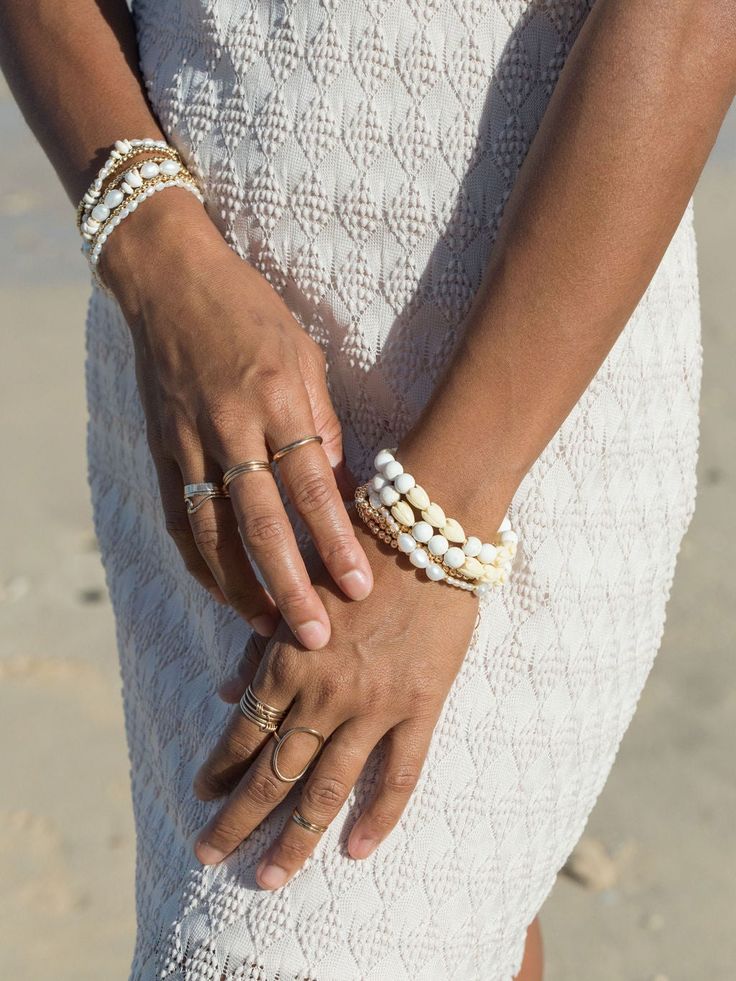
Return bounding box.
[271,726,325,783]
[238,684,288,733]
[222,459,273,489]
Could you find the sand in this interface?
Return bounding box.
[1,71,734,981]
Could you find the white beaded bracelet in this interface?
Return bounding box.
[355,447,519,597]
[75,138,172,232]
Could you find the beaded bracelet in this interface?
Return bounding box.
[355,447,519,597]
[75,138,172,233]
[75,138,205,292]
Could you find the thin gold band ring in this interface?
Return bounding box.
[271,435,323,463]
[291,807,328,835]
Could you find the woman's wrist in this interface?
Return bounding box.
[96,186,223,309]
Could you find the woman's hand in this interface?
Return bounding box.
[191,509,481,889]
[99,189,374,648]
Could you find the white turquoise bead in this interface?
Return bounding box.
[140,160,160,179]
[371,473,388,491]
[501,529,518,545]
[397,533,415,554]
[383,459,403,480]
[379,485,400,507]
[463,536,482,557]
[444,547,465,569]
[393,471,415,494]
[427,534,449,556]
[408,547,429,569]
[411,521,433,544]
[426,563,445,581]
[478,542,498,564]
[374,449,394,470]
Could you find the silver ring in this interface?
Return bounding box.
[184,482,229,514]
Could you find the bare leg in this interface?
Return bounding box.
[514,917,543,981]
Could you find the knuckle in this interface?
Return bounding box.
[222,587,256,614]
[309,673,347,709]
[274,581,314,616]
[266,645,302,690]
[274,836,311,865]
[256,365,289,405]
[364,808,396,836]
[165,517,193,543]
[208,816,245,849]
[292,472,333,516]
[191,519,224,554]
[383,764,420,794]
[241,510,288,549]
[321,533,357,568]
[303,776,349,814]
[247,770,284,808]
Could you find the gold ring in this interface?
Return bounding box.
[222,460,272,489]
[271,726,325,783]
[271,435,323,463]
[291,807,328,835]
[238,685,288,733]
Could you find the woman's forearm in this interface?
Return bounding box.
[398,0,736,535]
[0,0,164,203]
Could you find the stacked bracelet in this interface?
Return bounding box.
[75,138,205,291]
[354,447,519,598]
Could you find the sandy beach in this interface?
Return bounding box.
[1,69,734,981]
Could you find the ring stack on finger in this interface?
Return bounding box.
[238,684,288,733]
[355,446,519,597]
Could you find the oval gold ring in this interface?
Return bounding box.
[271,435,323,463]
[270,726,325,783]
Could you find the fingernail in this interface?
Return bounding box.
[338,568,372,600]
[250,614,277,636]
[296,619,329,649]
[350,836,377,860]
[257,862,289,890]
[195,841,226,865]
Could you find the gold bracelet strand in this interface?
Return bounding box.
[76,145,182,233]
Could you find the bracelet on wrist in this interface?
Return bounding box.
[75,138,205,293]
[354,447,518,598]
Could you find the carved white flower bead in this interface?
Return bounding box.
[406,484,430,510]
[391,500,414,526]
[422,502,446,528]
[441,518,465,543]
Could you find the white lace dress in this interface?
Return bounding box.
[84,1,702,978]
